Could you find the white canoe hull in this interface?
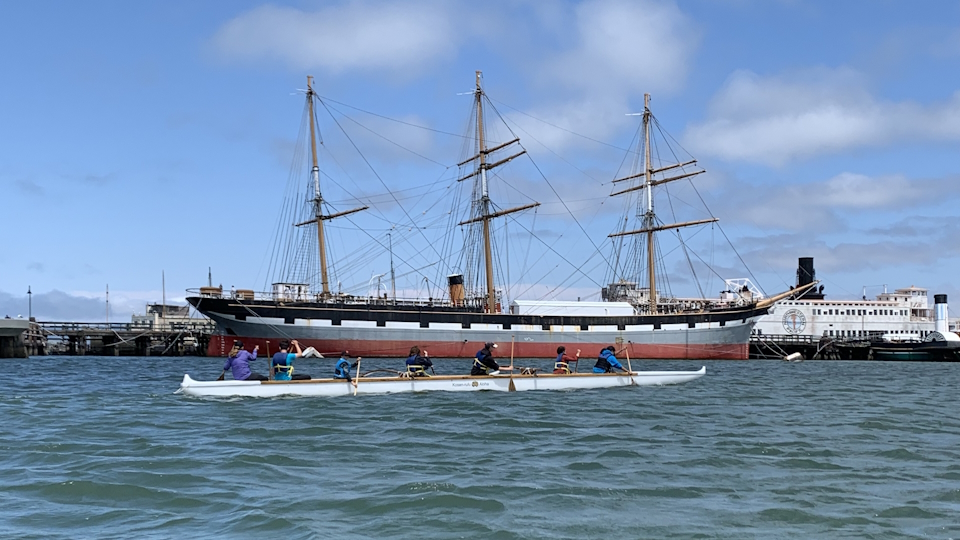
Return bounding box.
[178,367,706,398]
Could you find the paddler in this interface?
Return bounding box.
[553,346,581,374]
[220,340,267,381]
[405,346,434,376]
[593,345,629,374]
[335,351,359,386]
[471,342,500,376]
[272,339,311,381]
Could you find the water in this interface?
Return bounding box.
[1,357,958,539]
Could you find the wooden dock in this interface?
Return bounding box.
[28,320,215,356]
[750,334,871,360]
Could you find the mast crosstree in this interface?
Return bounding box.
[294,75,368,297]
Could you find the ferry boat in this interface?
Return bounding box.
[188,73,813,359]
[754,257,938,340]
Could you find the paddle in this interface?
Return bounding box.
[505,337,516,391]
[624,341,636,385]
[265,340,272,380]
[216,370,225,381]
[353,357,361,396]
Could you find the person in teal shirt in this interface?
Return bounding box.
[271,340,310,381]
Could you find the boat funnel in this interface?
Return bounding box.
[795,257,824,300]
[448,274,465,306]
[797,257,815,287]
[935,294,948,333]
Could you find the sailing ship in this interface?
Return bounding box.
[187,72,814,359]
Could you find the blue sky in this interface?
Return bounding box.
[1,0,959,321]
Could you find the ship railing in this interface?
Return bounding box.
[187,288,487,310]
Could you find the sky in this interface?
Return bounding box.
[1,0,959,321]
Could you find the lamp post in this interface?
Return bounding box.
[27,286,32,320]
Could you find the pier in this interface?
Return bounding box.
[750,334,872,360]
[24,320,215,357]
[0,318,31,358]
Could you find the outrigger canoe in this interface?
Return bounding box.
[177,367,706,398]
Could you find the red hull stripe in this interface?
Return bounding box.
[210,335,747,360]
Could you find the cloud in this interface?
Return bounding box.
[736,219,960,276]
[212,2,460,74]
[509,0,698,150]
[83,173,114,185]
[544,0,696,97]
[866,215,958,238]
[709,171,959,233]
[15,179,45,195]
[684,67,960,165]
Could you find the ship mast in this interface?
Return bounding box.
[307,76,330,296]
[608,93,715,313]
[476,71,496,313]
[457,71,539,313]
[643,93,656,311]
[296,75,368,298]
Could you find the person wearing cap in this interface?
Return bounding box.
[221,340,266,381]
[335,351,359,386]
[404,345,434,376]
[553,346,581,374]
[471,342,500,376]
[272,339,311,381]
[593,345,628,374]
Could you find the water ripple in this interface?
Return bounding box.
[1,357,959,538]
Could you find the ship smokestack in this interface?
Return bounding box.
[448,274,464,306]
[797,257,815,287]
[935,294,948,333]
[794,257,824,300]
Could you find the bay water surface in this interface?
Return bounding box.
[1,357,958,539]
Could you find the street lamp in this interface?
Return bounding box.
[27,286,32,321]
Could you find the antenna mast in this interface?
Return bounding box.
[388,231,396,301]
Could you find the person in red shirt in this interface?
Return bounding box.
[553,346,581,374]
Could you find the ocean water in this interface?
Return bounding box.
[1,356,958,539]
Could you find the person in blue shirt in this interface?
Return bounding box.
[405,345,434,376]
[272,339,311,381]
[593,346,629,374]
[335,351,359,386]
[220,340,266,381]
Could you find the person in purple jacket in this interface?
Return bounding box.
[220,340,266,381]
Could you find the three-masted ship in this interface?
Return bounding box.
[188,73,813,358]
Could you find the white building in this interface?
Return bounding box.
[131,304,209,332]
